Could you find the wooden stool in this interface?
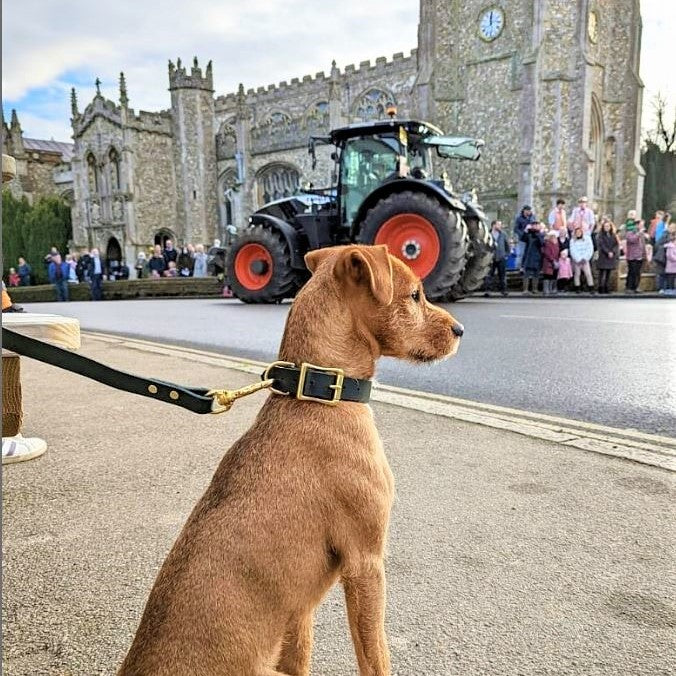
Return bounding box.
[2,313,80,464]
[2,350,22,437]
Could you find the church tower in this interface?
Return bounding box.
[169,57,219,245]
[416,0,644,223]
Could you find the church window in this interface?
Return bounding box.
[256,164,300,205]
[86,153,98,193]
[109,147,121,192]
[354,89,394,122]
[305,101,329,130]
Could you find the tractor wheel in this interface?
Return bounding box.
[359,191,468,300]
[444,217,495,300]
[226,226,301,303]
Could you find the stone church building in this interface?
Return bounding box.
[32,0,648,263]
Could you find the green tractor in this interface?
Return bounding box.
[225,118,493,303]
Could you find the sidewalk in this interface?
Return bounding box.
[2,336,675,675]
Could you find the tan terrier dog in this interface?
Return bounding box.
[119,244,463,676]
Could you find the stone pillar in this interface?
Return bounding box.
[234,83,254,224]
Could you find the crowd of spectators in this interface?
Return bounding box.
[7,239,213,302]
[483,198,676,296]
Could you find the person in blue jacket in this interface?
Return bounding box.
[47,253,70,302]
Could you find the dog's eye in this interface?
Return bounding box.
[411,289,421,303]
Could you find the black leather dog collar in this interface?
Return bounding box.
[262,361,371,405]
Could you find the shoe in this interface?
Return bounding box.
[2,435,47,464]
[2,303,25,313]
[501,291,509,297]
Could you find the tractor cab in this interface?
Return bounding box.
[309,119,484,229]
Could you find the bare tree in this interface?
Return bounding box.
[652,93,676,152]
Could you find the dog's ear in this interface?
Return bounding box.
[337,245,393,306]
[304,248,334,273]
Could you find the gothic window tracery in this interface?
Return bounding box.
[353,89,394,122]
[253,111,292,140]
[256,164,300,205]
[86,153,98,194]
[305,101,329,130]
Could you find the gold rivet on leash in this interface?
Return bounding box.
[169,390,179,400]
[148,385,158,394]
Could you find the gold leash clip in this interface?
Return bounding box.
[207,378,274,414]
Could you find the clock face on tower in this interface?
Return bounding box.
[479,7,505,42]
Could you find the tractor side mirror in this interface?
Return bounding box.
[424,136,484,162]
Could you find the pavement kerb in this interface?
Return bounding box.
[84,331,676,473]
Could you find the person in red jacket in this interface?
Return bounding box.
[541,231,560,296]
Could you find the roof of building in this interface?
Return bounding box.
[23,138,74,162]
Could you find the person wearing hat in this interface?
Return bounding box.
[514,205,536,270]
[569,196,596,235]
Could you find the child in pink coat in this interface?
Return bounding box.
[557,249,573,293]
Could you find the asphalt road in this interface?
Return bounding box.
[4,339,675,675]
[21,296,676,435]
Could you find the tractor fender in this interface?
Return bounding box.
[351,178,466,239]
[249,213,307,270]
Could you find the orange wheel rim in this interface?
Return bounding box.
[374,213,440,279]
[234,243,273,290]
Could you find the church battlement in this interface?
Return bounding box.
[168,57,214,92]
[214,48,417,113]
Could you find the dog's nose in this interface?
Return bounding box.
[451,322,464,338]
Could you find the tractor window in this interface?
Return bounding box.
[408,138,433,179]
[341,136,399,225]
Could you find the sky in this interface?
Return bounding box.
[2,0,674,142]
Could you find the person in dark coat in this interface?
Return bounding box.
[163,239,178,266]
[541,231,560,296]
[177,246,194,277]
[557,228,570,255]
[514,205,535,270]
[520,221,544,294]
[148,245,167,278]
[596,220,620,294]
[483,220,510,296]
[17,257,32,286]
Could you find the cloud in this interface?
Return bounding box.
[2,0,673,141]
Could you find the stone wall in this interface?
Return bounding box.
[63,0,643,249]
[130,127,177,248]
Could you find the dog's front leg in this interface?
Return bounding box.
[343,559,390,676]
[275,611,314,676]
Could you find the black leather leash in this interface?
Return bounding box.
[1,328,372,414]
[2,327,217,414]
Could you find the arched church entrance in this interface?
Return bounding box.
[154,229,176,247]
[106,236,122,263]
